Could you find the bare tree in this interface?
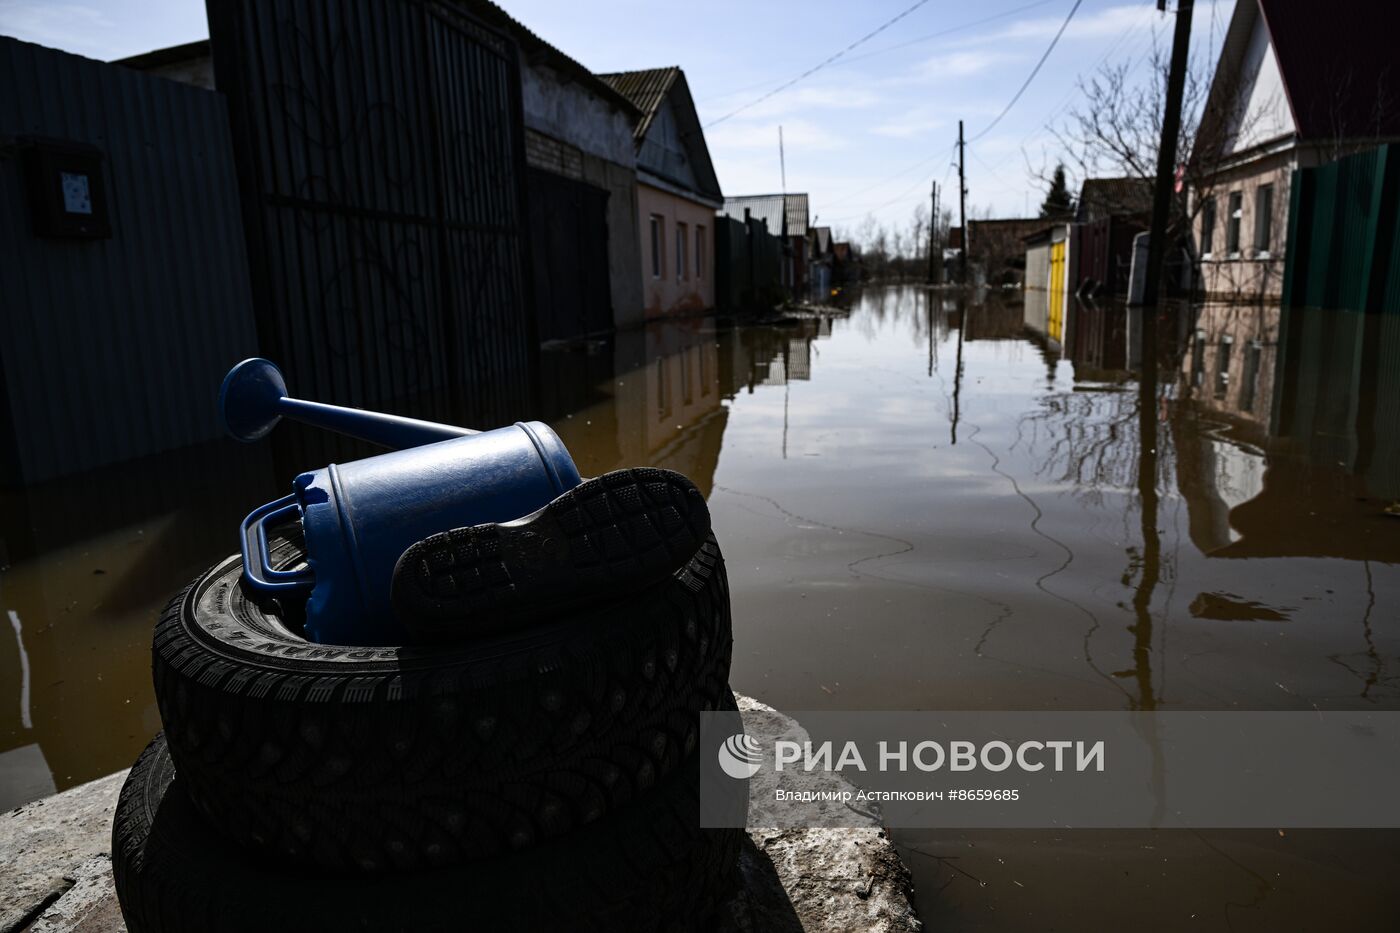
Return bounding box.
[909,202,930,265]
[1049,37,1214,237]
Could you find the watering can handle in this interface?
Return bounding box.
[240,494,316,594]
[220,358,478,448]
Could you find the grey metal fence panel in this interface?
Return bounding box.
[0,37,259,485]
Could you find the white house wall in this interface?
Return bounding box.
[1223,12,1295,156]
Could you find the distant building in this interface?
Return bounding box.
[808,225,834,295]
[1074,177,1151,297]
[718,194,810,296]
[600,67,724,317]
[110,40,213,88]
[1075,177,1152,225]
[832,241,862,283]
[951,217,1057,286]
[1192,0,1400,303]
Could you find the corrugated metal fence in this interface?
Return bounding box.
[0,37,259,485]
[715,215,782,311]
[207,0,537,468]
[1282,143,1400,312]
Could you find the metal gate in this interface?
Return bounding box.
[527,168,613,341]
[208,0,536,449]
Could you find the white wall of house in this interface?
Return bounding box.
[1223,13,1295,155]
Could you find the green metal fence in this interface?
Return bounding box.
[1282,143,1400,312]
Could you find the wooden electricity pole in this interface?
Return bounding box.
[1138,0,1193,457]
[958,120,968,286]
[1142,0,1193,318]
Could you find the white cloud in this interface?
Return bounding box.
[990,4,1156,44]
[708,117,848,154]
[703,83,881,124]
[915,50,1017,79]
[871,107,945,139]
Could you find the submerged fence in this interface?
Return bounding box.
[715,215,783,311]
[1282,143,1400,313]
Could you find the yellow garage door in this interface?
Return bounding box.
[1048,240,1066,344]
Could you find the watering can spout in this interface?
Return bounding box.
[219,358,479,449]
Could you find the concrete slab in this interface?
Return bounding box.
[0,771,126,933]
[719,696,923,933]
[0,696,921,932]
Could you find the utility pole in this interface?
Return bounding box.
[1142,0,1193,339]
[1139,0,1193,449]
[927,180,937,284]
[958,120,968,286]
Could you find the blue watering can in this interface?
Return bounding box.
[220,359,582,646]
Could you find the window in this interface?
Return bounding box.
[649,215,663,278]
[676,223,688,281]
[1254,184,1274,254]
[1200,197,1216,257]
[1226,191,1242,256]
[1215,334,1233,401]
[1241,340,1262,413]
[696,225,706,278]
[656,357,671,418]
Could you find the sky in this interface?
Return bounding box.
[0,0,1232,239]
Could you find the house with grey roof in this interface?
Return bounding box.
[1074,177,1151,298]
[718,193,811,295]
[600,66,723,317]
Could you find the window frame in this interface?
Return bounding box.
[1214,334,1233,401]
[1200,196,1216,258]
[1253,183,1274,257]
[676,222,688,282]
[1225,190,1242,257]
[649,214,664,279]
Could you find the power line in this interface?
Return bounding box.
[822,142,958,224]
[843,0,1083,222]
[966,0,1083,143]
[697,0,1060,107]
[975,11,1155,179]
[818,0,1060,71]
[820,146,948,209]
[703,0,935,128]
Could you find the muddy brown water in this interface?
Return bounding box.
[2,286,1397,929]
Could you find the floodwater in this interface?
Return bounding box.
[2,285,1398,928]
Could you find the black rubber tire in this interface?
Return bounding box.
[153,535,732,874]
[113,733,743,933]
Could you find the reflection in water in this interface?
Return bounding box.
[1,286,1397,929]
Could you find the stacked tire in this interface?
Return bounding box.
[113,533,739,932]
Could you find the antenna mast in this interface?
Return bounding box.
[779,125,787,193]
